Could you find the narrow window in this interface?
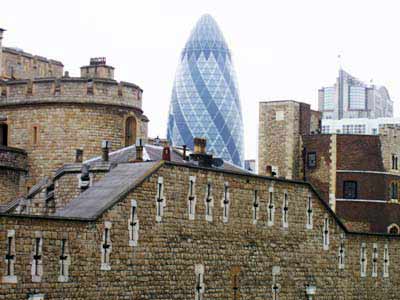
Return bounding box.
[2,230,16,283]
[372,243,378,277]
[252,189,259,225]
[392,154,398,170]
[383,244,389,278]
[267,186,275,226]
[0,123,8,146]
[306,193,313,229]
[87,80,94,95]
[155,177,165,222]
[27,80,33,95]
[54,80,61,96]
[28,295,45,300]
[231,267,240,300]
[129,200,139,247]
[323,215,329,250]
[360,242,367,277]
[390,182,398,200]
[282,191,289,228]
[195,264,205,300]
[32,126,38,145]
[188,176,197,220]
[101,222,112,271]
[221,182,230,223]
[204,181,213,222]
[31,233,43,282]
[124,116,137,147]
[58,239,70,282]
[343,181,357,199]
[338,233,345,270]
[307,152,317,168]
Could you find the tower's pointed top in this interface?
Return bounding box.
[183,14,229,53]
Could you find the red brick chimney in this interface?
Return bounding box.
[162,146,171,161]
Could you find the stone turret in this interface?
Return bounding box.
[80,57,115,80]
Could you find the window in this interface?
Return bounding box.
[231,266,241,300]
[372,243,378,277]
[307,152,317,168]
[101,222,112,271]
[155,177,165,222]
[306,193,313,230]
[187,176,196,220]
[387,224,399,235]
[342,124,366,134]
[392,154,398,170]
[349,86,366,110]
[32,126,38,145]
[360,242,367,277]
[128,200,139,247]
[282,191,288,228]
[58,239,70,282]
[267,186,275,226]
[204,181,213,222]
[321,125,330,134]
[323,87,335,110]
[275,111,284,121]
[124,116,137,147]
[338,234,345,270]
[343,181,357,199]
[0,123,8,146]
[252,189,259,224]
[390,182,398,200]
[2,230,16,283]
[222,182,230,223]
[383,244,389,278]
[323,215,329,250]
[195,264,205,300]
[31,233,43,282]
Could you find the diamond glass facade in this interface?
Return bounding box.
[167,14,244,167]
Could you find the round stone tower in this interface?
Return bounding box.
[0,57,148,188]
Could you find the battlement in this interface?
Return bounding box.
[0,145,27,172]
[0,77,143,110]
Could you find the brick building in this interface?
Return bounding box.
[259,100,400,235]
[0,30,399,299]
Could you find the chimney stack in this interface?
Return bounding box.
[75,149,83,163]
[0,28,5,79]
[193,137,207,154]
[101,140,111,162]
[162,146,171,161]
[135,138,143,162]
[182,145,187,161]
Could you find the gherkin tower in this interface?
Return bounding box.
[167,14,244,167]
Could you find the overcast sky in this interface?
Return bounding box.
[1,0,399,160]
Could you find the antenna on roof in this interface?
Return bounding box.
[337,54,342,70]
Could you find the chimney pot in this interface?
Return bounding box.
[193,137,206,154]
[75,149,83,163]
[162,146,171,161]
[182,145,187,161]
[101,140,111,162]
[135,145,143,162]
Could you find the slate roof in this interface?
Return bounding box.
[54,161,162,220]
[84,144,250,174]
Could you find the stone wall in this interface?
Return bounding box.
[0,163,399,299]
[1,47,63,80]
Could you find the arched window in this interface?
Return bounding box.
[388,224,400,235]
[125,116,137,147]
[0,123,8,146]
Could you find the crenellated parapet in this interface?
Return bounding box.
[0,145,27,172]
[0,77,143,111]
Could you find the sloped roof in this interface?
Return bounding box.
[84,144,250,174]
[54,161,162,220]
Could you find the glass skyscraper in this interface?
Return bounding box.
[167,14,244,167]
